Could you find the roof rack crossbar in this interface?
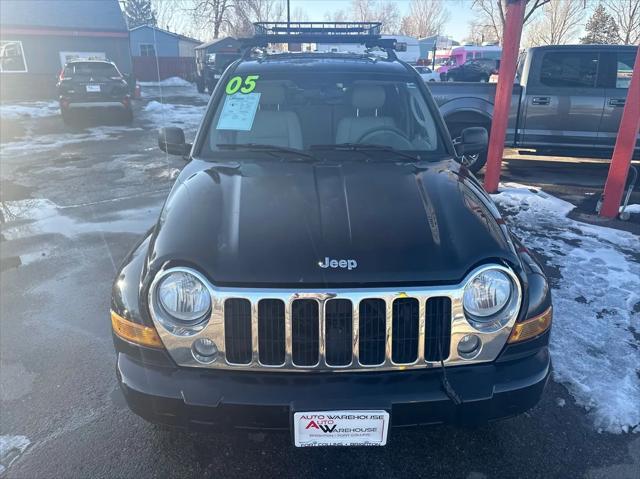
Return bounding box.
[242,22,396,50]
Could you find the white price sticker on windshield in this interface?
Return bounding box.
[216,92,260,131]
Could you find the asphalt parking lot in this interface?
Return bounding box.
[1,84,639,479]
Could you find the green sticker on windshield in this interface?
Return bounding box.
[225,75,259,94]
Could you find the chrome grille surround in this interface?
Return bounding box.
[148,264,522,372]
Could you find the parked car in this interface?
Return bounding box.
[436,44,502,76]
[432,44,640,171]
[195,38,243,94]
[111,23,552,446]
[413,65,440,82]
[443,58,499,83]
[57,60,132,124]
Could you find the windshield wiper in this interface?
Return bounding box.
[310,143,421,162]
[217,143,317,162]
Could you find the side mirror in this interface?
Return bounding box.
[455,127,488,156]
[158,127,189,156]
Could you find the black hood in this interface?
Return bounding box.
[147,158,518,287]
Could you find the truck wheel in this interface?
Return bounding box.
[460,151,488,173]
[122,107,133,125]
[61,108,73,126]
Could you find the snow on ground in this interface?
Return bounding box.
[0,126,142,157]
[143,100,206,131]
[493,183,640,434]
[1,198,160,242]
[0,101,59,120]
[137,76,192,87]
[622,204,640,214]
[0,435,30,475]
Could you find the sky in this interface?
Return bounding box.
[289,0,476,42]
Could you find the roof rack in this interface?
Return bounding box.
[243,22,397,50]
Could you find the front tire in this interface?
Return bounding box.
[460,150,488,173]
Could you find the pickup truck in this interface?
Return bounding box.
[430,44,639,172]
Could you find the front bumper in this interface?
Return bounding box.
[116,337,550,431]
[65,101,128,109]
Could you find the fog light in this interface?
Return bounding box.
[457,334,481,358]
[192,338,218,363]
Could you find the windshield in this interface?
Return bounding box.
[63,62,120,79]
[201,71,444,159]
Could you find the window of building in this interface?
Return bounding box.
[140,44,156,57]
[615,52,636,89]
[0,40,27,73]
[540,52,599,88]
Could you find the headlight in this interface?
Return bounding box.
[151,269,211,335]
[463,267,519,331]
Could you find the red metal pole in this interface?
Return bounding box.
[599,45,640,218]
[483,0,526,193]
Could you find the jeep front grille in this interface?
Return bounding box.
[257,299,285,365]
[150,265,522,372]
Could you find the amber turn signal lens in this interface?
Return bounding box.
[508,307,553,343]
[111,310,164,348]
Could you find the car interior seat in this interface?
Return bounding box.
[235,84,303,149]
[336,85,396,144]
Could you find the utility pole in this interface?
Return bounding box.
[287,0,291,29]
[483,0,526,193]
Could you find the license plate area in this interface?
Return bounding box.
[86,84,101,92]
[293,410,389,447]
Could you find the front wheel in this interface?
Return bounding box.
[196,77,205,93]
[459,150,488,173]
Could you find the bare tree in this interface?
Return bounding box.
[377,1,401,33]
[399,0,450,38]
[291,6,309,22]
[225,0,285,37]
[470,0,552,44]
[525,0,586,46]
[603,0,640,44]
[192,0,235,38]
[324,9,350,22]
[465,19,500,44]
[346,0,402,33]
[350,0,377,22]
[152,0,193,34]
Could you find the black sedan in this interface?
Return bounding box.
[57,60,133,124]
[444,58,499,83]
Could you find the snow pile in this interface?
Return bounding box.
[142,100,205,132]
[493,183,640,434]
[0,101,59,120]
[138,76,192,87]
[0,435,30,475]
[622,204,640,214]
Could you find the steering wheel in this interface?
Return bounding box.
[356,126,414,150]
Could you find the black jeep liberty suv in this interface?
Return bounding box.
[111,23,552,447]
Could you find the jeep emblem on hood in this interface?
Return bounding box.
[318,257,358,270]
